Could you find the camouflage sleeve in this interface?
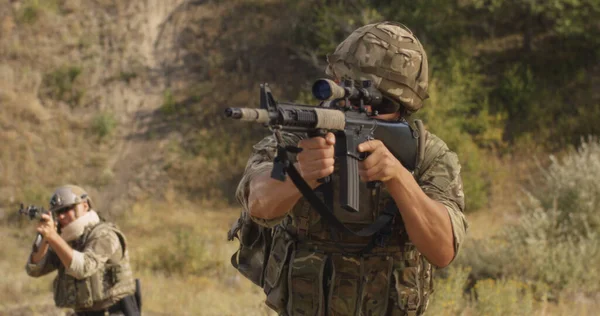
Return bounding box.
[235,132,305,227]
[66,228,122,280]
[417,134,469,262]
[25,249,60,277]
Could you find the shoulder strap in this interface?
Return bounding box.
[286,160,397,237]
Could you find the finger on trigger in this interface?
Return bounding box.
[358,140,383,153]
[325,132,336,145]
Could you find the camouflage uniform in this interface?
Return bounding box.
[235,128,468,316]
[26,220,136,314]
[230,21,468,316]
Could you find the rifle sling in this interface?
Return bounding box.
[286,159,397,237]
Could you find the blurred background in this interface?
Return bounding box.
[1,0,599,315]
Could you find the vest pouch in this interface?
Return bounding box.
[264,229,294,313]
[391,247,423,315]
[287,250,327,316]
[328,254,360,315]
[359,255,394,314]
[328,254,393,315]
[54,272,94,308]
[229,214,272,287]
[419,259,434,313]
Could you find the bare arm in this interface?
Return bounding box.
[386,168,454,267]
[30,238,50,264]
[358,140,454,268]
[36,213,74,268]
[248,167,306,219]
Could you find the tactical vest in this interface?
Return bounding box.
[53,222,136,310]
[229,121,434,316]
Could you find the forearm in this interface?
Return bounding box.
[45,233,74,268]
[248,163,316,219]
[26,238,59,277]
[386,168,454,267]
[30,239,50,264]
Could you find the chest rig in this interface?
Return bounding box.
[229,120,433,315]
[53,222,135,310]
[280,119,427,250]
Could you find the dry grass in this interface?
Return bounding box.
[2,191,598,316]
[115,198,277,315]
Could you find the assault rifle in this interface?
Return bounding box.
[18,203,55,252]
[18,203,50,220]
[225,79,419,215]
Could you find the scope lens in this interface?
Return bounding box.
[312,80,333,100]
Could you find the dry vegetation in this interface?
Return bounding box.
[1,0,599,315]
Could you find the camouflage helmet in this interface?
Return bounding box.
[49,185,93,213]
[326,21,429,113]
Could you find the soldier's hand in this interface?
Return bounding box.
[36,213,58,239]
[357,139,404,183]
[296,132,336,187]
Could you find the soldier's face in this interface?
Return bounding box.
[56,203,88,228]
[56,206,77,228]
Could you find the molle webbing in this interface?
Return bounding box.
[286,163,397,238]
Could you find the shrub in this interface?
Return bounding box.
[472,278,534,316]
[135,228,219,277]
[499,138,600,293]
[460,137,600,298]
[17,0,60,24]
[91,112,117,140]
[425,266,470,316]
[43,65,85,106]
[159,89,177,115]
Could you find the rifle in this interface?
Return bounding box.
[18,203,55,252]
[225,79,419,214]
[18,203,51,220]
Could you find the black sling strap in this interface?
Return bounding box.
[280,147,398,237]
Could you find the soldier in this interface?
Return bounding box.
[25,185,140,316]
[233,21,468,315]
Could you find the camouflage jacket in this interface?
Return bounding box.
[234,127,468,316]
[26,221,136,311]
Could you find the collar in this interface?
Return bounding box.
[60,210,101,242]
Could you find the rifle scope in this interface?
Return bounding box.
[311,78,383,107]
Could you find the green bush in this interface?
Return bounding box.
[417,51,504,211]
[159,89,177,115]
[136,229,220,277]
[17,0,60,24]
[460,138,600,298]
[472,278,535,316]
[43,65,85,106]
[425,266,470,316]
[91,112,117,139]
